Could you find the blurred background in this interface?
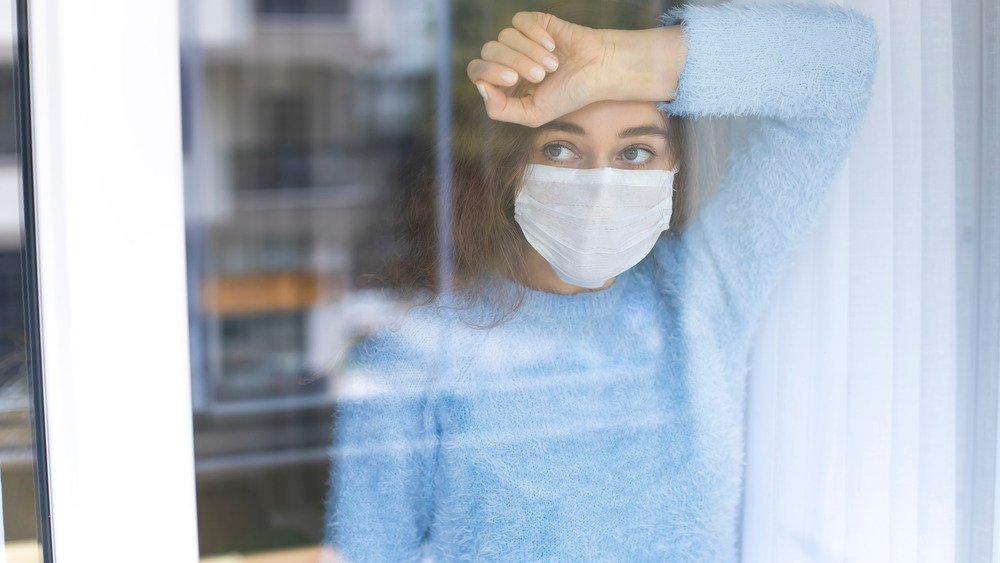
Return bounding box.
[2,0,994,561]
[1,1,673,560]
[180,0,435,557]
[0,0,42,558]
[177,0,633,559]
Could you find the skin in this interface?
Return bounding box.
[466,12,687,127]
[523,101,678,294]
[467,12,689,295]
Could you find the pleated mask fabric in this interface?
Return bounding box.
[514,163,677,289]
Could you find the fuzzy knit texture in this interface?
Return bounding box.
[326,3,878,562]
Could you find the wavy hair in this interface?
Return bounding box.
[380,0,721,324]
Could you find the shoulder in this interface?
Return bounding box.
[352,302,468,363]
[340,298,491,396]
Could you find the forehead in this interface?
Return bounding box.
[559,100,664,125]
[534,100,668,141]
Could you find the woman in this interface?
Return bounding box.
[327,2,878,561]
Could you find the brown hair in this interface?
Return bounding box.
[382,0,708,323]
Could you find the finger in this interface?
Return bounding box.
[511,11,556,52]
[497,27,559,72]
[480,40,548,83]
[478,82,545,127]
[467,59,521,88]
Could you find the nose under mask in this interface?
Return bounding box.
[514,163,678,289]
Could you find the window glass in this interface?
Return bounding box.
[0,0,44,559]
[181,0,998,560]
[181,0,436,557]
[0,248,41,563]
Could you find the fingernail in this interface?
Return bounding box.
[476,83,488,101]
[541,37,555,51]
[501,71,518,84]
[529,66,545,81]
[543,57,558,71]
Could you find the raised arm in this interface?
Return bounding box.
[468,3,878,327]
[659,3,878,326]
[466,11,687,127]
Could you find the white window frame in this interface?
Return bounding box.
[27,0,199,560]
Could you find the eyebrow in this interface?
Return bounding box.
[536,121,669,139]
[537,120,586,135]
[619,125,669,139]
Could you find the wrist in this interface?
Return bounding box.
[599,25,687,102]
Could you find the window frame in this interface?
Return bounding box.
[26,0,199,560]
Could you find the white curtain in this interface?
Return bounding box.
[739,0,999,561]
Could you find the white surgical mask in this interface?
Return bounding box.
[514,163,678,289]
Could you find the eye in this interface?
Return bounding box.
[542,144,575,162]
[620,146,654,164]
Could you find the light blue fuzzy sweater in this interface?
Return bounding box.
[326,3,878,561]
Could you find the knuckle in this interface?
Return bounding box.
[481,41,500,59]
[497,27,518,43]
[512,11,537,28]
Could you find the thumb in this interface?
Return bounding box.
[476,82,543,127]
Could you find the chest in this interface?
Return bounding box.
[434,300,692,468]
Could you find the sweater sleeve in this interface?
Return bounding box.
[658,3,878,326]
[326,332,435,563]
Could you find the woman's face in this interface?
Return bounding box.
[529,100,676,170]
[517,100,677,295]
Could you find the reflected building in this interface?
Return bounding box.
[0,5,40,551]
[181,0,435,555]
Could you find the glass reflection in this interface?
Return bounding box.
[182,0,435,558]
[186,1,687,558]
[0,0,42,558]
